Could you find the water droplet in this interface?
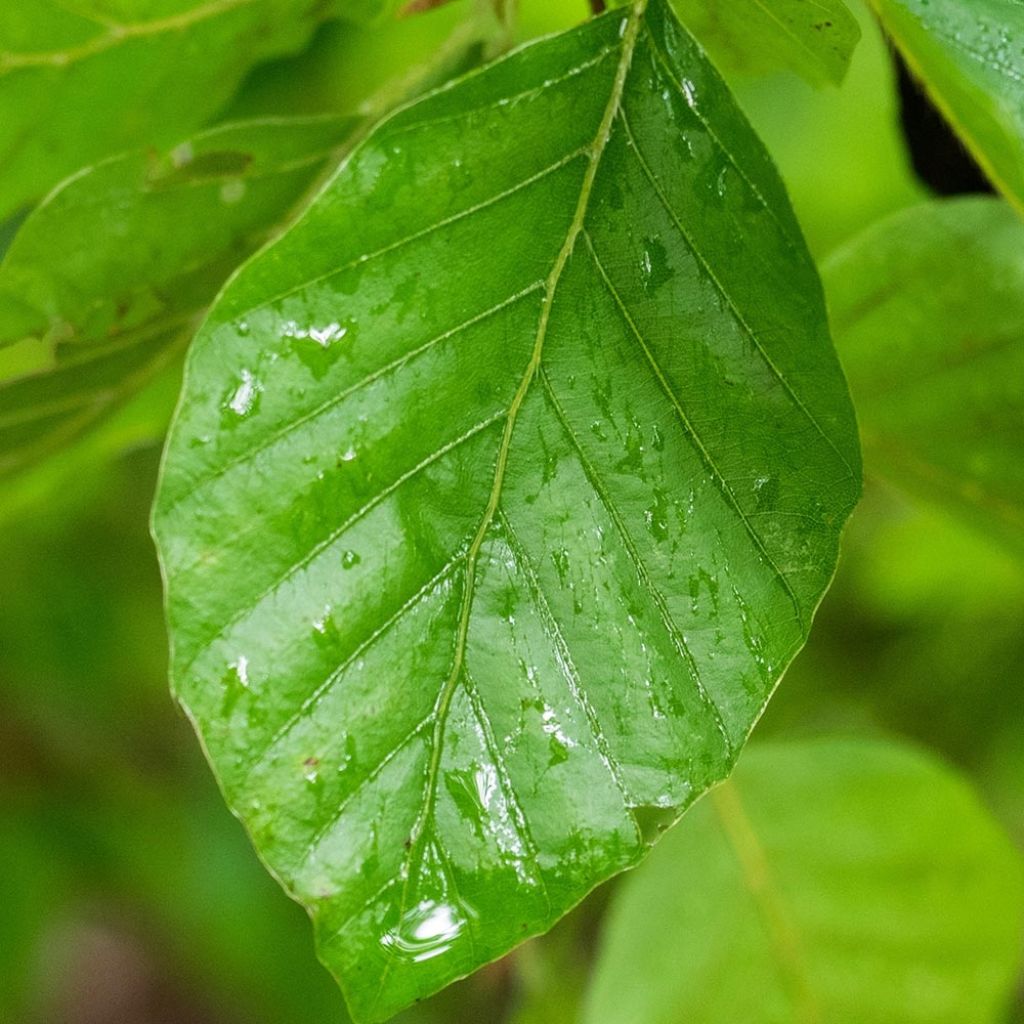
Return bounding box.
[548,734,570,766]
[638,238,671,299]
[474,764,497,807]
[312,323,346,347]
[282,319,349,379]
[644,488,669,542]
[498,585,517,624]
[541,703,575,766]
[232,655,250,687]
[220,655,250,715]
[381,899,469,964]
[221,369,261,425]
[340,734,357,773]
[551,547,570,585]
[754,475,779,511]
[312,607,342,654]
[680,78,698,109]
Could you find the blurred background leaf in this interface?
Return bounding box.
[825,197,1024,555]
[584,739,1024,1024]
[730,0,927,257]
[672,0,861,87]
[0,0,371,221]
[0,115,356,480]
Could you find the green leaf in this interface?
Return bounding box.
[585,738,1024,1024]
[0,0,357,220]
[673,0,861,86]
[223,0,495,121]
[0,115,355,479]
[868,0,1024,210]
[729,0,926,259]
[152,2,860,1020]
[825,197,1024,554]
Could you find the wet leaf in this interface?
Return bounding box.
[586,738,1024,1024]
[825,197,1024,555]
[869,0,1024,209]
[0,115,355,478]
[0,0,371,220]
[673,0,861,86]
[152,2,860,1020]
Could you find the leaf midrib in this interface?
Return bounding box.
[711,780,821,1024]
[378,0,649,997]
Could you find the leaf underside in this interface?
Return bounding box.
[153,1,860,1019]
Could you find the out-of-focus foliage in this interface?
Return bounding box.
[223,0,501,120]
[672,0,861,86]
[0,116,354,479]
[732,0,926,257]
[827,197,1024,553]
[0,0,374,220]
[586,739,1024,1024]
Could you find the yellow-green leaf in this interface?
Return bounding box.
[0,115,354,478]
[0,0,367,220]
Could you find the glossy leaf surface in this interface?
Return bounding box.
[153,2,860,1019]
[586,738,1024,1024]
[0,0,369,220]
[673,0,860,86]
[826,198,1024,554]
[0,116,354,478]
[869,0,1024,209]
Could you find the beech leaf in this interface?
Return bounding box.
[153,2,860,1019]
